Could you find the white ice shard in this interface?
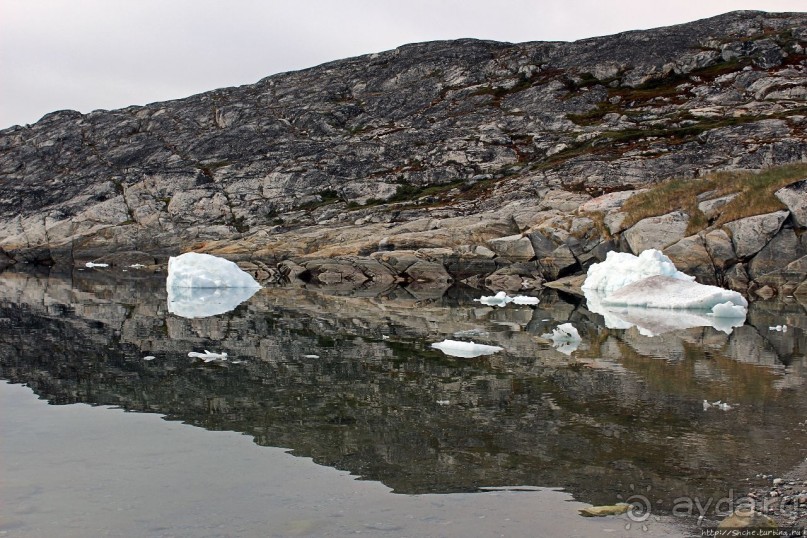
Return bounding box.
[167,252,261,318]
[582,249,693,292]
[474,291,513,307]
[85,262,109,268]
[512,295,540,305]
[188,350,228,362]
[543,323,581,355]
[474,292,539,307]
[430,339,504,358]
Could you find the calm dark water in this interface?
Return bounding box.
[1,269,806,537]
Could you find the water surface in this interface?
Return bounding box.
[1,270,806,536]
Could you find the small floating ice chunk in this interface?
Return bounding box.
[543,323,581,355]
[85,262,109,268]
[769,325,788,332]
[142,355,156,361]
[710,301,747,318]
[703,399,735,411]
[582,249,693,293]
[304,354,320,359]
[129,263,146,268]
[430,339,504,358]
[188,350,228,362]
[474,291,513,307]
[512,295,540,305]
[474,291,539,307]
[436,400,450,405]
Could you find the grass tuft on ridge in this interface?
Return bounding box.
[620,163,807,234]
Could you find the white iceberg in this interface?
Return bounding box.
[85,262,109,268]
[167,252,261,318]
[474,292,539,307]
[582,249,747,335]
[582,249,692,292]
[430,339,504,358]
[601,276,747,314]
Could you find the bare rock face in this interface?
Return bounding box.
[623,211,690,254]
[775,179,807,228]
[1,11,807,294]
[663,235,716,285]
[725,211,789,259]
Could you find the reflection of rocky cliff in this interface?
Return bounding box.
[1,270,806,511]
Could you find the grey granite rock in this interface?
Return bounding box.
[0,11,806,291]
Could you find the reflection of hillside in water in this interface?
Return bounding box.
[1,270,806,510]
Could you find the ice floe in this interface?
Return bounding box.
[430,339,504,358]
[188,350,228,363]
[142,355,156,361]
[474,291,539,307]
[167,252,261,318]
[583,249,747,335]
[769,325,788,332]
[84,262,109,268]
[703,400,735,411]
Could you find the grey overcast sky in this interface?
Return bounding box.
[1,0,805,129]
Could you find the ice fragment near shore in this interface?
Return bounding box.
[582,249,692,292]
[601,275,747,315]
[168,252,261,289]
[474,291,539,307]
[167,252,261,318]
[431,339,503,358]
[188,350,228,362]
[582,249,747,334]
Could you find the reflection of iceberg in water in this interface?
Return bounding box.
[168,286,260,318]
[543,323,581,355]
[584,287,745,336]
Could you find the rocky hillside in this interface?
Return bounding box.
[1,11,806,296]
